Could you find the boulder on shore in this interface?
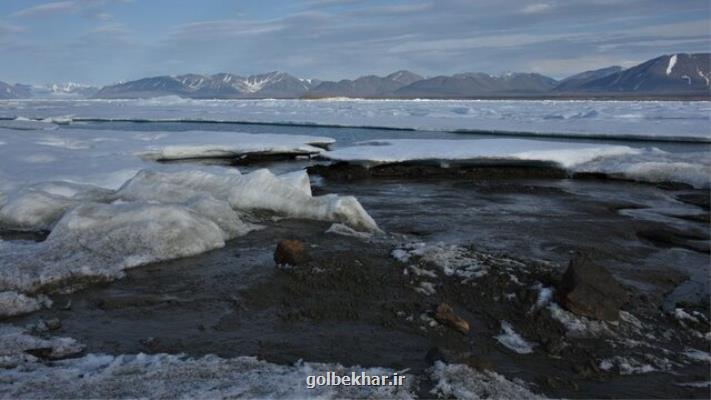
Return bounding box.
[434,303,470,335]
[274,239,310,266]
[556,253,628,321]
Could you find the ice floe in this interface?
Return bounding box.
[0,128,333,193]
[325,139,710,188]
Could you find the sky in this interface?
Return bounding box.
[0,0,709,85]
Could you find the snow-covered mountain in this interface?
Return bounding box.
[30,82,99,98]
[94,72,317,99]
[0,81,31,99]
[558,53,710,94]
[85,53,711,100]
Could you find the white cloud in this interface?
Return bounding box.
[521,3,553,14]
[12,1,77,18]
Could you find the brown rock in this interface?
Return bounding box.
[557,253,628,321]
[274,239,310,266]
[434,303,470,335]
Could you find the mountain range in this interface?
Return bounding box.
[1,53,708,100]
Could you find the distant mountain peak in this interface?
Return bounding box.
[81,53,711,100]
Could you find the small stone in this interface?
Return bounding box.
[434,303,470,335]
[45,318,62,331]
[557,253,628,321]
[274,239,310,266]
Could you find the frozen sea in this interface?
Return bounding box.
[0,99,709,399]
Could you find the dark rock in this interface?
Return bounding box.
[556,253,628,321]
[434,303,470,335]
[45,318,62,331]
[274,239,310,266]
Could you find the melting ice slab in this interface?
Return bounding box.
[0,128,333,193]
[0,169,378,294]
[325,139,711,188]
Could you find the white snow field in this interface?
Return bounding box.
[325,139,711,188]
[0,98,709,142]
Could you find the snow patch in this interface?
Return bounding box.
[666,54,678,76]
[429,361,543,399]
[391,242,491,280]
[547,303,613,338]
[494,321,536,354]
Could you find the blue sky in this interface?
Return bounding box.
[0,0,709,85]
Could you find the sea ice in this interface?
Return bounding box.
[1,99,708,142]
[325,139,710,188]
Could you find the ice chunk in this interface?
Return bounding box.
[325,223,373,239]
[0,202,231,293]
[0,182,113,230]
[0,325,83,368]
[429,361,543,399]
[0,292,52,318]
[0,168,377,294]
[494,321,536,354]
